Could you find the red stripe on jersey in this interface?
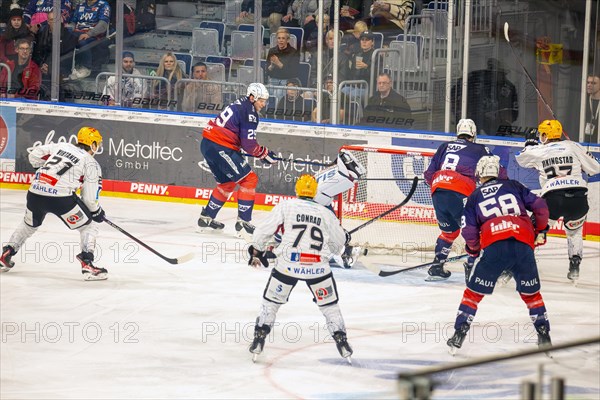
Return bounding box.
[202,121,241,151]
[480,215,535,249]
[430,170,476,196]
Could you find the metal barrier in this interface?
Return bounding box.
[263,84,316,123]
[95,73,170,110]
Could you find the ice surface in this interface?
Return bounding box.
[1,189,599,399]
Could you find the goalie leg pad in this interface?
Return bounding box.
[307,273,339,307]
[313,171,354,207]
[263,268,298,304]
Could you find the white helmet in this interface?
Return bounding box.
[457,118,477,139]
[476,155,501,179]
[247,82,269,100]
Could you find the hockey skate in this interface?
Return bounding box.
[76,252,108,281]
[249,324,271,362]
[567,255,581,281]
[332,331,353,364]
[0,245,16,272]
[535,324,552,350]
[426,259,451,281]
[447,323,470,355]
[197,207,225,232]
[235,218,255,240]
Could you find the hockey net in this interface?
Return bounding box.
[336,145,465,255]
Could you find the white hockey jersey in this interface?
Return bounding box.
[28,142,103,211]
[516,141,600,196]
[253,198,346,279]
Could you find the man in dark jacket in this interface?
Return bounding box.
[363,72,412,127]
[237,0,290,33]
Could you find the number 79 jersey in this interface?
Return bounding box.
[462,179,549,250]
[253,198,347,279]
[28,143,102,209]
[516,141,600,196]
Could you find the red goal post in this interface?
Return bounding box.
[335,145,465,254]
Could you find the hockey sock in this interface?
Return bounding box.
[204,195,226,219]
[520,292,549,330]
[237,172,258,221]
[320,303,346,335]
[257,299,282,328]
[434,230,460,261]
[237,199,254,222]
[565,224,584,259]
[79,222,99,254]
[455,288,484,329]
[7,221,37,252]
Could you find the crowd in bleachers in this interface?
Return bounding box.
[0,0,458,129]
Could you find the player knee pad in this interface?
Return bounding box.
[439,229,460,243]
[319,303,346,335]
[215,181,236,201]
[238,172,258,198]
[308,274,339,307]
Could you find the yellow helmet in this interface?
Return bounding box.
[77,127,103,147]
[295,174,318,198]
[537,120,562,142]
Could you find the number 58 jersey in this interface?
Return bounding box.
[462,179,549,250]
[516,141,600,196]
[28,143,102,209]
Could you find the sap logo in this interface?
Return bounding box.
[248,114,257,123]
[447,144,467,152]
[481,184,502,198]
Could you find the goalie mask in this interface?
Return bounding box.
[456,118,477,139]
[537,119,563,143]
[476,155,501,179]
[296,174,318,198]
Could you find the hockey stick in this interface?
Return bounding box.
[502,22,571,140]
[365,254,468,277]
[348,176,419,235]
[243,153,336,167]
[104,218,194,265]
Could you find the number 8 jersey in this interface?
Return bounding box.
[516,141,600,196]
[28,142,102,210]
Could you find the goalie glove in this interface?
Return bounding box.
[248,245,269,268]
[534,225,549,247]
[343,229,351,246]
[338,150,365,180]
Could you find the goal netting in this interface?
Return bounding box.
[336,145,465,255]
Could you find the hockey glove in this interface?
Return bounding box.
[534,225,549,247]
[257,146,278,165]
[465,244,480,259]
[90,207,105,223]
[524,138,539,147]
[248,245,269,268]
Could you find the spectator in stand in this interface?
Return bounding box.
[285,0,331,56]
[363,72,411,126]
[341,30,375,96]
[585,73,600,143]
[340,20,367,59]
[152,52,187,109]
[101,51,146,107]
[369,0,415,37]
[32,11,79,99]
[237,0,290,34]
[24,0,72,31]
[330,1,364,32]
[66,0,111,80]
[312,74,346,124]
[266,27,300,99]
[0,8,35,63]
[0,38,41,99]
[180,62,222,113]
[273,78,309,122]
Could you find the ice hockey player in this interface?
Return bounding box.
[197,82,278,238]
[516,119,600,281]
[0,127,108,280]
[447,155,551,354]
[247,174,353,363]
[424,118,507,281]
[314,150,366,268]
